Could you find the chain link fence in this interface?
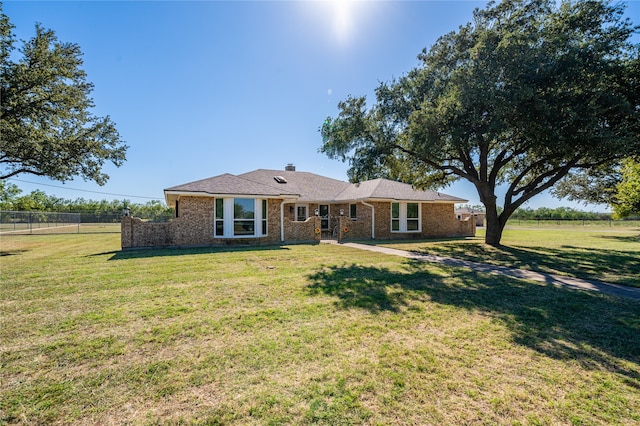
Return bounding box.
[1,211,81,234]
[0,210,171,235]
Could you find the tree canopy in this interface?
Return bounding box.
[0,4,127,185]
[320,0,640,246]
[612,159,640,218]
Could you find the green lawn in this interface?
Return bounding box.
[380,225,640,287]
[1,231,639,425]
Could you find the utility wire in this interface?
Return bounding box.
[7,178,163,200]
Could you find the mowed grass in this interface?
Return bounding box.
[1,232,639,425]
[382,224,640,287]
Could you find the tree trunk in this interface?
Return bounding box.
[484,214,504,246]
[481,193,504,246]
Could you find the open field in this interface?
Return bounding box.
[1,231,639,425]
[381,225,640,288]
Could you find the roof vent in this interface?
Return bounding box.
[274,176,288,184]
[285,164,295,171]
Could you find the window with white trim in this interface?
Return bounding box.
[391,202,421,232]
[349,203,357,219]
[262,199,267,235]
[214,198,267,238]
[295,204,308,222]
[215,198,224,236]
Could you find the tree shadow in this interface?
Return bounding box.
[0,249,30,256]
[405,243,639,287]
[91,244,292,260]
[599,234,640,243]
[306,261,640,388]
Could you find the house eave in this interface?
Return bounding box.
[164,190,299,207]
[354,197,468,204]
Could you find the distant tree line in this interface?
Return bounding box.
[509,207,634,221]
[459,203,638,221]
[0,181,173,221]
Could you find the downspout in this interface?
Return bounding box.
[280,200,285,242]
[361,200,375,239]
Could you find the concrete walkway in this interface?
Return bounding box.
[341,242,640,301]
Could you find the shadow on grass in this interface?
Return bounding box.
[306,261,640,388]
[599,234,640,243]
[0,249,30,256]
[400,242,640,287]
[96,244,293,260]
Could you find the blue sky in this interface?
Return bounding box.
[4,0,638,211]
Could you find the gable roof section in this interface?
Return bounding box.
[238,169,351,202]
[336,178,466,202]
[164,169,467,206]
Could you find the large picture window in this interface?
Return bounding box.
[391,202,421,233]
[215,198,267,238]
[234,198,255,236]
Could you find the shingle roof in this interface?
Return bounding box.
[164,169,467,205]
[335,178,465,202]
[165,173,300,197]
[238,169,351,202]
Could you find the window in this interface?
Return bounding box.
[391,202,421,232]
[234,198,255,236]
[391,202,400,231]
[215,198,267,238]
[175,200,179,218]
[349,203,357,219]
[262,199,267,235]
[215,198,224,236]
[295,204,308,222]
[407,203,419,231]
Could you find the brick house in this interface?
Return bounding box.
[455,206,486,227]
[121,165,475,249]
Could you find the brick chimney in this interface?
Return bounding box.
[285,164,295,171]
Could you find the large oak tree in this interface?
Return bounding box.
[320,0,640,246]
[0,4,127,185]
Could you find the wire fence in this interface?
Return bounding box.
[506,218,640,228]
[0,210,171,235]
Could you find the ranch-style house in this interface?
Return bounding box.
[121,165,476,249]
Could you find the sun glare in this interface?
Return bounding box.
[299,0,380,48]
[332,0,354,44]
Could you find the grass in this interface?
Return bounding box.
[1,230,639,425]
[380,224,640,287]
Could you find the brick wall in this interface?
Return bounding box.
[122,197,284,249]
[345,201,474,241]
[121,197,475,249]
[422,203,475,238]
[283,216,323,243]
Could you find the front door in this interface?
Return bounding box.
[319,204,329,230]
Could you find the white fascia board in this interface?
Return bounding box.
[164,190,299,199]
[362,197,467,204]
